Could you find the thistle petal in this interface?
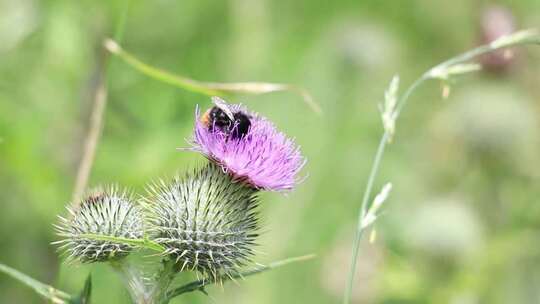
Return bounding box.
[189,98,306,191]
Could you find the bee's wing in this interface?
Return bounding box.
[212,96,235,120]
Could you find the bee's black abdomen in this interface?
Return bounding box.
[207,106,251,139]
[232,112,251,139]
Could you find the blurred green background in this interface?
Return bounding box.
[1,0,540,303]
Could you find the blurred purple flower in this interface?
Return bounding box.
[479,5,516,71]
[188,98,306,191]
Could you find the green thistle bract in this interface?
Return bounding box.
[146,163,259,280]
[54,188,144,263]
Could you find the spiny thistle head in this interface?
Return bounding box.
[54,187,144,263]
[188,97,306,192]
[145,163,259,280]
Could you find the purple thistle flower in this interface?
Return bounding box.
[188,97,306,191]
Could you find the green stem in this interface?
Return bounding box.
[166,254,315,301]
[343,132,389,304]
[343,29,540,304]
[152,259,179,304]
[110,261,149,304]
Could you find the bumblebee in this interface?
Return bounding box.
[201,97,251,139]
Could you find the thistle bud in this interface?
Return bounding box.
[54,188,144,263]
[145,163,259,280]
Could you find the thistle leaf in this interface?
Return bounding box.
[69,275,92,304]
[77,234,165,252]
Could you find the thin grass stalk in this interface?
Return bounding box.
[165,254,315,301]
[71,0,132,202]
[343,29,540,304]
[0,263,72,304]
[103,39,322,114]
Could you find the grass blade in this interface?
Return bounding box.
[343,29,540,304]
[166,254,316,300]
[0,263,72,303]
[104,39,321,114]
